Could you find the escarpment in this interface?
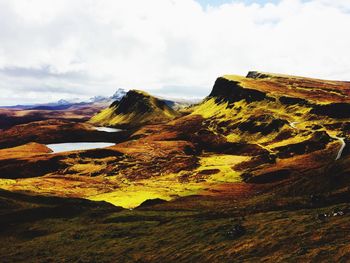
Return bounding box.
[208,77,268,104]
[192,71,350,167]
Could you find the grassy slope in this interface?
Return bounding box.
[90,90,178,128]
[224,73,350,103]
[192,74,349,157]
[1,70,349,208]
[0,72,349,261]
[1,183,350,262]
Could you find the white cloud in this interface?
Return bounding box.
[0,0,350,105]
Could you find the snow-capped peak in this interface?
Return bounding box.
[111,88,127,101]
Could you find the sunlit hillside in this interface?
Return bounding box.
[0,72,349,262]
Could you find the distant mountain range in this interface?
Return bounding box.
[1,88,199,111]
[1,97,108,110]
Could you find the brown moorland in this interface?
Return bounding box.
[0,72,349,262]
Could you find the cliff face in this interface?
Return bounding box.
[90,90,179,128]
[212,71,350,104]
[192,72,350,176]
[1,70,350,262]
[208,78,267,104]
[208,74,350,119]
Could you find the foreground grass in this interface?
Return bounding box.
[1,190,349,263]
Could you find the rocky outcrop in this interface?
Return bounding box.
[311,103,350,119]
[208,77,267,104]
[273,131,332,159]
[246,71,271,79]
[237,115,287,135]
[279,96,310,106]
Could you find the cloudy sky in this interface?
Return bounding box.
[1,0,350,105]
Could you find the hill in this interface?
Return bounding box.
[0,72,349,261]
[189,71,349,182]
[90,90,179,128]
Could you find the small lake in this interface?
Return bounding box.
[94,127,122,132]
[47,142,115,153]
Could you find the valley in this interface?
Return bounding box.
[0,71,349,262]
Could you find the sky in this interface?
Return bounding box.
[1,0,350,105]
[197,0,281,7]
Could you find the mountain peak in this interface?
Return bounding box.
[111,88,127,101]
[90,89,178,128]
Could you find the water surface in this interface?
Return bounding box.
[47,142,115,153]
[94,127,122,132]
